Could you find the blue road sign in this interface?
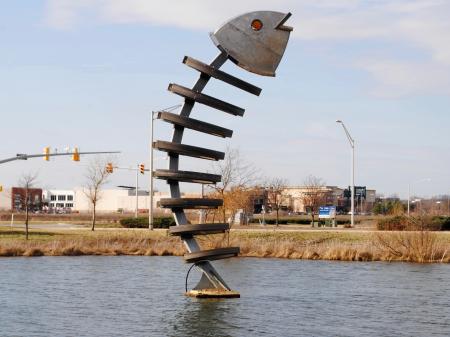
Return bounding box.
[319,206,336,219]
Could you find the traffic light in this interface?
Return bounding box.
[43,147,50,161]
[0,185,3,192]
[72,147,80,161]
[139,164,145,174]
[106,163,114,173]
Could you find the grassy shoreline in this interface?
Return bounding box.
[1,227,450,263]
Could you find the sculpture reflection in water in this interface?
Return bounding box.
[170,297,236,337]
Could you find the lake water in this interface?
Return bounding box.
[1,256,450,337]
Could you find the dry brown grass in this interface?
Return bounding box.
[373,216,450,262]
[0,230,184,257]
[225,235,377,261]
[1,228,450,263]
[194,231,450,263]
[374,231,450,262]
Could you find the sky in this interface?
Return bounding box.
[1,0,450,199]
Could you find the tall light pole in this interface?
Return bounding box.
[149,104,182,230]
[336,120,355,228]
[112,164,145,217]
[135,164,139,218]
[447,192,450,216]
[408,178,430,216]
[149,111,157,230]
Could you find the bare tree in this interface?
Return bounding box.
[17,172,39,240]
[83,157,112,231]
[210,146,258,224]
[266,177,288,227]
[301,175,327,226]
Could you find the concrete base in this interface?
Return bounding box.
[185,289,240,299]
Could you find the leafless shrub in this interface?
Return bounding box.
[374,216,448,262]
[301,175,327,225]
[83,157,114,231]
[265,177,288,227]
[17,172,39,240]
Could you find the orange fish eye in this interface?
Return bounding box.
[251,19,263,31]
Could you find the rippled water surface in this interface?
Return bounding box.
[1,256,450,336]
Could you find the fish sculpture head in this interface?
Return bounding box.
[210,11,293,77]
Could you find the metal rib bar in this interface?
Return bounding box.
[154,141,224,161]
[154,169,221,184]
[183,56,262,96]
[169,52,232,291]
[168,83,245,117]
[159,198,223,209]
[184,247,240,263]
[169,223,229,237]
[157,111,232,138]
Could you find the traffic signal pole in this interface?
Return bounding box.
[109,163,147,219]
[0,150,120,165]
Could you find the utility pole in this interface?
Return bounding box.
[149,111,156,230]
[448,193,450,216]
[109,163,146,218]
[336,120,355,228]
[135,164,139,218]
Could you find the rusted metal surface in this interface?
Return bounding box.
[169,223,229,237]
[158,198,223,210]
[183,56,262,96]
[186,289,241,299]
[157,111,233,138]
[168,83,245,116]
[184,247,240,263]
[153,141,225,161]
[153,169,222,184]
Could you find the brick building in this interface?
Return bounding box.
[11,187,43,211]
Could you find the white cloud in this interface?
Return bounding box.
[358,60,450,97]
[45,0,93,29]
[43,0,450,96]
[44,0,297,30]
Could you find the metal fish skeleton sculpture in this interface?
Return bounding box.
[154,11,292,297]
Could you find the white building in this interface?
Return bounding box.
[72,188,200,213]
[73,188,151,213]
[43,190,75,211]
[39,188,201,214]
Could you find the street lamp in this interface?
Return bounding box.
[448,193,450,216]
[149,104,182,230]
[149,110,158,230]
[336,120,355,228]
[407,178,430,217]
